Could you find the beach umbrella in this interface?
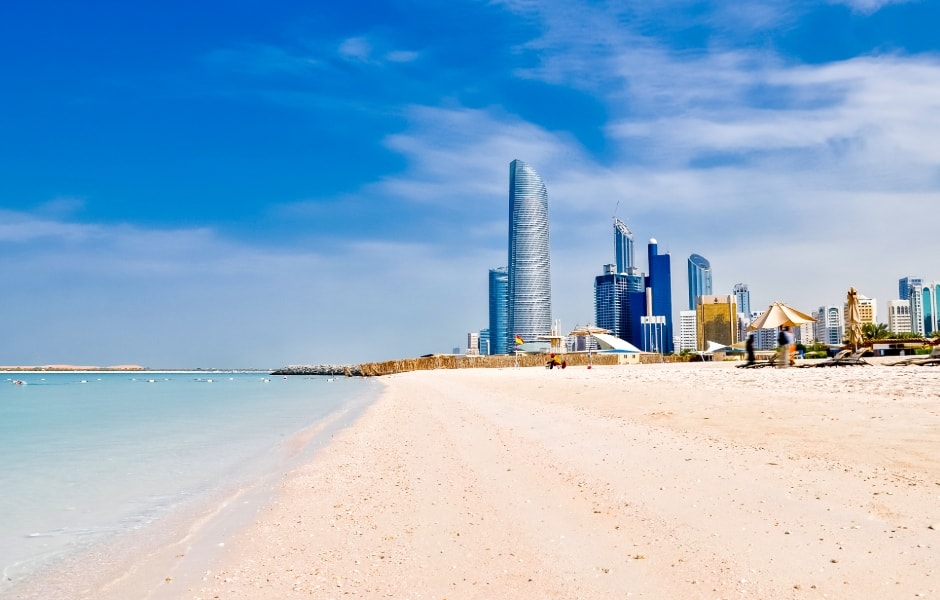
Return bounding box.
[568,325,611,336]
[568,325,611,367]
[846,287,864,351]
[747,301,816,331]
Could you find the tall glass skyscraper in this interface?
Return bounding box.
[507,159,552,347]
[488,267,509,355]
[733,283,751,318]
[647,239,674,353]
[899,276,923,301]
[687,253,712,310]
[613,217,635,275]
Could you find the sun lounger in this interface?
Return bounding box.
[737,354,779,369]
[814,348,870,367]
[886,346,940,366]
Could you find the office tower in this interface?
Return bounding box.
[696,295,737,349]
[752,310,777,350]
[687,253,713,310]
[813,305,844,346]
[595,264,628,339]
[733,283,751,319]
[909,283,925,336]
[478,328,490,356]
[934,283,940,335]
[899,276,923,301]
[645,239,674,353]
[922,282,938,336]
[466,332,480,355]
[887,299,912,334]
[678,310,697,352]
[614,217,636,275]
[507,159,552,347]
[796,322,814,345]
[488,267,509,355]
[844,293,876,331]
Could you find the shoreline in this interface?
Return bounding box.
[171,363,939,597]
[16,361,940,598]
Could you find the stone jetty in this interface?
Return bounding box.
[270,364,363,377]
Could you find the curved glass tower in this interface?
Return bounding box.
[508,159,552,347]
[687,253,713,310]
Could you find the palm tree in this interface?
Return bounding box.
[862,322,890,341]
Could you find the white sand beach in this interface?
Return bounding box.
[109,362,939,599]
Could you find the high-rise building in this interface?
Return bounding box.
[507,159,552,347]
[814,305,844,345]
[922,282,938,336]
[845,292,876,331]
[887,299,912,334]
[909,282,925,336]
[687,254,712,310]
[795,322,814,345]
[478,328,491,356]
[595,264,628,340]
[488,267,509,355]
[899,276,923,301]
[733,283,751,319]
[466,332,480,355]
[678,310,697,352]
[613,217,636,275]
[645,239,674,353]
[696,295,737,349]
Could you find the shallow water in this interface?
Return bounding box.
[0,372,379,594]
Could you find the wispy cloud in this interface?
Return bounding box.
[829,0,911,15]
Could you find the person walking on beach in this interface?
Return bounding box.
[745,333,756,366]
[778,326,795,366]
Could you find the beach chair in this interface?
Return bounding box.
[887,346,940,366]
[814,348,870,367]
[736,354,778,369]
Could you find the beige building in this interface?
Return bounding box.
[887,299,911,334]
[844,292,876,331]
[696,295,738,350]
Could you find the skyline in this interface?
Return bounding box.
[2,1,940,367]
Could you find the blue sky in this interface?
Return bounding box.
[2,0,938,367]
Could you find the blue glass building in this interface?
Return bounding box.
[687,253,712,310]
[733,283,751,318]
[614,217,635,275]
[899,276,923,300]
[646,239,674,353]
[488,267,509,355]
[507,159,552,347]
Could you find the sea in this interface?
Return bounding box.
[0,371,381,598]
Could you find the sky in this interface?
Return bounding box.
[2,0,939,368]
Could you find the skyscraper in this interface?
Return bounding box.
[594,264,634,341]
[613,217,635,275]
[646,239,674,353]
[696,295,737,349]
[899,276,923,301]
[507,159,552,347]
[687,254,712,310]
[488,267,508,355]
[733,283,751,319]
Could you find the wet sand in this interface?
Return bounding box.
[117,362,940,598]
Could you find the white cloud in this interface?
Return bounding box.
[829,0,910,15]
[338,36,373,61]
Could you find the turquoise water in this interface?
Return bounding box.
[0,372,379,593]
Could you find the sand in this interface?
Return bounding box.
[126,362,940,598]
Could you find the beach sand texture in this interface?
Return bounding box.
[142,363,937,598]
